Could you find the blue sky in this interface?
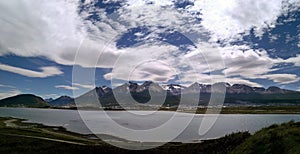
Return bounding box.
[0,0,300,99]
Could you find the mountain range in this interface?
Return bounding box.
[1,81,300,108]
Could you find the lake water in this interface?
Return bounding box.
[1,107,300,143]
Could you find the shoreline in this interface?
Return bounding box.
[0,116,251,153]
[1,116,300,153]
[3,105,300,114]
[2,116,300,153]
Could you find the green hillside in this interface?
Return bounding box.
[1,116,300,153]
[231,121,300,154]
[0,117,250,154]
[0,94,49,108]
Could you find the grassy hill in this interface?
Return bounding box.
[0,94,49,108]
[231,120,300,154]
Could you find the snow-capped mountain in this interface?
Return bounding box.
[72,81,300,108]
[162,84,186,95]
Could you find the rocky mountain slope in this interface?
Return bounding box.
[74,81,300,107]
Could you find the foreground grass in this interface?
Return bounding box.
[1,117,300,154]
[231,120,300,154]
[0,117,250,154]
[0,118,102,146]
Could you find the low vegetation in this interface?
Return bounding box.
[231,120,300,154]
[0,117,250,154]
[0,117,300,153]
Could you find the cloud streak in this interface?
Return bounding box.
[55,83,95,91]
[55,85,79,90]
[0,63,63,78]
[0,89,21,99]
[73,83,95,89]
[261,74,300,84]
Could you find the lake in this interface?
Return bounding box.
[1,107,300,143]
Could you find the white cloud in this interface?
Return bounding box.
[0,84,15,89]
[55,85,79,90]
[183,42,225,73]
[42,93,60,99]
[0,63,63,78]
[73,83,95,89]
[55,83,95,91]
[179,71,263,87]
[225,78,263,87]
[119,1,198,31]
[0,0,120,69]
[260,74,299,84]
[185,42,281,77]
[0,89,21,99]
[103,40,298,86]
[285,54,300,66]
[0,83,21,99]
[190,0,284,41]
[0,0,85,57]
[0,0,131,69]
[104,44,179,83]
[221,46,280,78]
[181,42,300,86]
[0,0,299,88]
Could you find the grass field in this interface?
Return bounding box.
[231,120,300,154]
[1,116,300,153]
[0,117,250,154]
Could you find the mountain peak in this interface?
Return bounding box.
[49,95,74,106]
[189,82,200,87]
[267,86,284,93]
[213,82,231,87]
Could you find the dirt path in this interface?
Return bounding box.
[0,133,86,145]
[2,119,88,145]
[4,119,19,127]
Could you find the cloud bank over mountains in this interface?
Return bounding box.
[0,0,300,91]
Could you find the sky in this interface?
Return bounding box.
[0,0,300,99]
